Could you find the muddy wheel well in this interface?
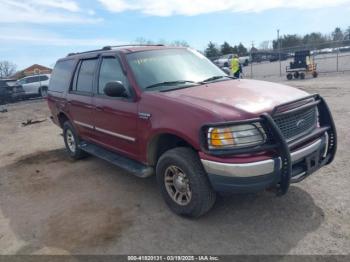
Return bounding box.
[57,113,69,128]
[147,134,195,166]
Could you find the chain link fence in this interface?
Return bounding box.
[210,40,350,79]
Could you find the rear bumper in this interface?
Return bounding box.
[201,135,327,193]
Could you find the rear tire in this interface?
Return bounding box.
[63,121,88,160]
[156,147,216,218]
[300,72,305,79]
[293,71,299,79]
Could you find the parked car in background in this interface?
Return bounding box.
[0,79,17,103]
[47,45,337,217]
[269,52,289,62]
[16,74,50,98]
[239,56,250,66]
[214,54,250,68]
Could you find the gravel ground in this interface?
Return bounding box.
[0,73,349,255]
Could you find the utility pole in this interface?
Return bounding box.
[336,47,339,72]
[277,29,282,77]
[250,41,254,79]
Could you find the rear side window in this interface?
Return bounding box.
[72,59,97,94]
[40,75,49,81]
[31,76,40,83]
[49,59,75,93]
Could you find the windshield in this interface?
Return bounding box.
[126,48,226,91]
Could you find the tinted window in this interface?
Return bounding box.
[98,57,128,95]
[32,76,40,83]
[40,75,49,81]
[49,59,75,92]
[75,59,97,93]
[25,77,35,83]
[17,79,26,85]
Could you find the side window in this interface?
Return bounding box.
[74,59,97,94]
[40,75,49,81]
[98,57,129,96]
[49,59,75,93]
[32,76,40,83]
[26,77,34,84]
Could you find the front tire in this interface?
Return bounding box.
[39,87,48,98]
[156,147,216,218]
[63,121,87,160]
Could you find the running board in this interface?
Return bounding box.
[79,141,154,178]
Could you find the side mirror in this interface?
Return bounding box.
[104,81,128,98]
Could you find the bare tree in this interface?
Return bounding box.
[134,38,190,47]
[259,41,271,50]
[332,27,344,41]
[0,61,17,79]
[171,40,189,47]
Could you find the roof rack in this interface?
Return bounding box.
[102,44,164,50]
[67,44,165,57]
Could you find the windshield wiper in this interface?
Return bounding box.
[145,80,199,90]
[200,75,235,83]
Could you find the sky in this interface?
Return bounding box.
[0,0,350,70]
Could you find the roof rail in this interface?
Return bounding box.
[102,44,164,50]
[67,48,107,57]
[67,44,164,57]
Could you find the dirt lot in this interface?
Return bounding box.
[0,73,349,255]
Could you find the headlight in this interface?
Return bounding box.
[207,123,266,150]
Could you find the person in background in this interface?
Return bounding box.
[231,54,241,78]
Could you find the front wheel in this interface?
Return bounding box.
[156,147,216,218]
[39,87,48,98]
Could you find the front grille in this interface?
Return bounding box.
[274,106,317,141]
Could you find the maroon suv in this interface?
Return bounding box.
[47,45,337,217]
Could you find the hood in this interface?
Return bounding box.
[160,79,309,120]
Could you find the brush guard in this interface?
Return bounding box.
[200,94,337,196]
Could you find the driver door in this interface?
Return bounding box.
[91,55,139,160]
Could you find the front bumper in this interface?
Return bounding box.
[201,135,327,193]
[199,94,337,195]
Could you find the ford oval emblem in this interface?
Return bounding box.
[296,119,306,128]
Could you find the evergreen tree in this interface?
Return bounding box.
[204,42,221,58]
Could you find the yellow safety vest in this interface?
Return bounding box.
[231,58,239,73]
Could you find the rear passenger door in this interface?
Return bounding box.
[91,55,139,160]
[67,58,97,140]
